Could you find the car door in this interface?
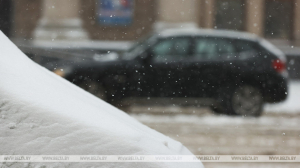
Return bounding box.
[142,36,192,97]
[187,36,237,98]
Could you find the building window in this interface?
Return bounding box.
[215,0,246,31]
[264,0,294,39]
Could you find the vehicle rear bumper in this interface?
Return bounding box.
[263,76,288,103]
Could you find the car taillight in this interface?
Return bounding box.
[272,59,286,73]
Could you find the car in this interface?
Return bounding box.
[52,28,288,117]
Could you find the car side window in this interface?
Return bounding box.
[151,37,190,62]
[233,40,259,59]
[194,38,216,59]
[193,37,235,60]
[234,40,257,53]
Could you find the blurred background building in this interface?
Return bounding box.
[0,0,300,48]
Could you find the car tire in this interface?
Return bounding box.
[216,85,263,117]
[79,81,107,101]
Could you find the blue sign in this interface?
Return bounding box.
[98,0,134,26]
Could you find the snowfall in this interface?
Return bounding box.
[0,31,204,168]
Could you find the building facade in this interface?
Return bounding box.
[11,0,156,41]
[0,0,299,46]
[157,0,300,47]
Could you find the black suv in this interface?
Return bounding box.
[53,29,288,116]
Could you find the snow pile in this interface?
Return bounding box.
[0,32,203,168]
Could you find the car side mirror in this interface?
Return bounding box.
[139,50,153,64]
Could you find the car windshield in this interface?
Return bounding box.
[122,34,156,60]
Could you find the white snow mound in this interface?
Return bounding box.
[0,32,203,168]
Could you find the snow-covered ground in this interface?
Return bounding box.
[131,113,300,127]
[131,111,300,168]
[0,32,203,168]
[131,109,300,168]
[264,80,300,113]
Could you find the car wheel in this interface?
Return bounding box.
[79,81,107,101]
[215,85,263,117]
[230,85,263,117]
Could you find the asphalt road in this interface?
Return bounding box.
[130,106,300,168]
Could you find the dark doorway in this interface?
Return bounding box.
[0,0,12,37]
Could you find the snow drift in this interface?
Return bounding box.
[0,32,203,168]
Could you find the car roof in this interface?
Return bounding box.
[157,28,260,42]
